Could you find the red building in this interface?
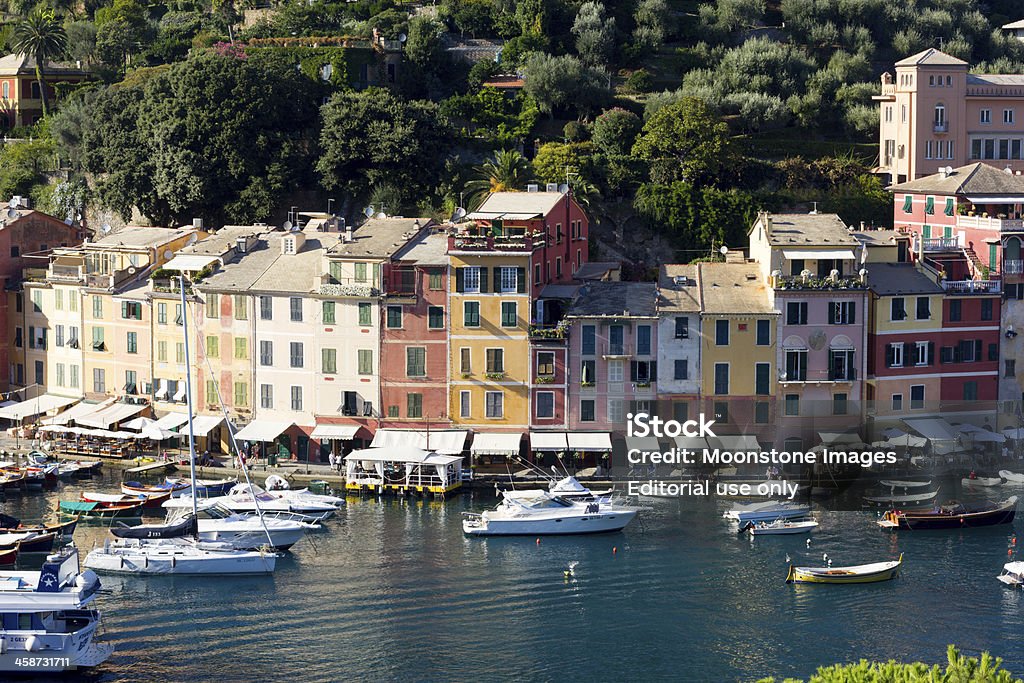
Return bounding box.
[939,292,1001,411]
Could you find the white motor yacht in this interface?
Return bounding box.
[165,484,340,516]
[463,490,637,536]
[723,500,812,522]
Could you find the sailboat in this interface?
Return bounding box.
[84,274,278,576]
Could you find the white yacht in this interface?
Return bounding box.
[723,500,812,523]
[84,537,278,575]
[503,476,613,501]
[169,502,308,550]
[165,484,341,516]
[463,490,637,536]
[0,546,113,672]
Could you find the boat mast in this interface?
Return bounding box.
[180,275,200,527]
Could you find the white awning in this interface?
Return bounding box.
[369,429,468,454]
[154,412,189,430]
[0,394,78,421]
[234,421,292,442]
[625,436,661,452]
[904,418,957,442]
[965,195,1024,204]
[344,447,461,466]
[77,402,147,429]
[154,380,168,400]
[41,398,113,426]
[674,434,719,451]
[782,249,857,260]
[311,424,359,440]
[717,434,761,451]
[470,432,522,456]
[567,432,612,451]
[818,431,863,445]
[173,384,187,402]
[189,415,225,437]
[530,432,567,451]
[122,416,155,431]
[162,254,220,272]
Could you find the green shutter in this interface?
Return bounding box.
[358,302,371,326]
[902,195,913,213]
[944,197,954,216]
[923,225,931,239]
[517,267,526,293]
[479,268,489,293]
[323,301,335,324]
[925,196,934,214]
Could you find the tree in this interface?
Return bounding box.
[317,88,451,207]
[521,52,610,118]
[464,150,533,207]
[633,0,671,55]
[11,8,67,118]
[572,1,615,68]
[533,141,594,185]
[632,98,731,185]
[592,108,642,156]
[440,0,494,38]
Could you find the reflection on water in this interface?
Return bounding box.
[1,473,1023,681]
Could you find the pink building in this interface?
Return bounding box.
[876,48,1024,184]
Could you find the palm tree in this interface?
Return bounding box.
[12,9,68,119]
[464,149,533,208]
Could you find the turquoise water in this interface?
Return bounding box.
[6,473,1024,682]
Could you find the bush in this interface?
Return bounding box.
[625,69,654,93]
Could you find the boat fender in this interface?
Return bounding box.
[25,635,40,652]
[171,556,176,568]
[0,635,5,654]
[76,569,99,590]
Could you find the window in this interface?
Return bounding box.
[631,360,654,383]
[260,384,273,409]
[322,348,337,374]
[407,347,426,377]
[892,393,903,411]
[126,332,137,354]
[537,352,554,376]
[556,257,562,278]
[609,325,624,354]
[891,297,907,321]
[982,109,992,124]
[260,296,272,320]
[93,368,105,393]
[55,363,65,387]
[674,359,688,380]
[675,317,689,339]
[234,295,247,320]
[944,198,955,216]
[534,264,542,285]
[91,327,104,350]
[259,340,273,366]
[500,302,517,328]
[124,370,137,394]
[358,349,373,375]
[407,393,423,418]
[914,341,932,366]
[786,302,808,325]
[485,391,504,418]
[755,401,770,424]
[829,302,855,325]
[785,394,799,416]
[915,297,931,320]
[756,319,770,345]
[499,266,517,293]
[69,293,77,312]
[358,302,372,326]
[785,350,808,381]
[428,306,445,329]
[176,342,185,364]
[637,325,651,355]
[581,325,596,355]
[55,324,64,347]
[887,342,904,368]
[175,304,183,326]
[70,365,78,389]
[715,320,729,345]
[486,348,504,374]
[536,392,554,418]
[459,391,471,418]
[290,342,303,368]
[981,299,993,321]
[925,196,935,215]
[205,335,219,359]
[963,381,978,402]
[714,363,729,395]
[157,340,167,362]
[157,302,167,325]
[429,270,443,290]
[949,299,962,322]
[1006,109,1015,125]
[1007,359,1017,378]
[386,305,403,328]
[92,296,102,318]
[580,399,595,422]
[290,386,303,411]
[463,301,480,327]
[910,385,925,410]
[755,362,770,395]
[234,337,247,360]
[902,195,913,213]
[234,382,248,407]
[460,348,471,374]
[608,359,624,382]
[354,263,367,283]
[387,406,399,418]
[322,301,336,325]
[463,267,481,293]
[205,294,218,318]
[289,297,302,322]
[829,350,855,380]
[609,399,625,424]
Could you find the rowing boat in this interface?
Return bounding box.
[1000,470,1024,484]
[961,476,1002,487]
[879,479,932,489]
[863,489,938,506]
[878,497,1017,530]
[786,554,903,584]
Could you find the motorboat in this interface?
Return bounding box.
[112,502,308,550]
[121,479,191,498]
[723,500,812,523]
[962,476,1002,487]
[879,479,932,489]
[260,479,345,508]
[878,496,1017,530]
[84,537,278,575]
[165,484,341,516]
[0,546,113,672]
[503,476,613,502]
[998,561,1024,587]
[863,488,938,506]
[746,519,818,536]
[786,554,903,584]
[1000,470,1024,484]
[462,490,637,536]
[166,476,236,496]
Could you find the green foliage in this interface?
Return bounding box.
[464,149,533,207]
[13,8,68,117]
[438,88,538,147]
[632,98,731,186]
[572,1,615,68]
[522,52,610,118]
[624,69,654,93]
[533,141,594,185]
[632,0,671,57]
[591,107,641,156]
[634,181,759,254]
[0,138,56,201]
[439,0,494,38]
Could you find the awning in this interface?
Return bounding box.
[162,254,220,272]
[674,434,720,451]
[781,249,857,260]
[154,412,189,430]
[956,424,1006,443]
[122,416,155,431]
[233,421,292,442]
[567,432,612,451]
[344,447,461,466]
[965,195,1024,204]
[530,432,568,451]
[0,394,78,421]
[717,434,761,451]
[818,431,863,445]
[154,380,168,400]
[189,415,225,438]
[311,424,360,440]
[904,418,957,442]
[1004,428,1024,440]
[369,429,468,454]
[173,384,187,402]
[470,432,523,456]
[41,398,113,426]
[625,435,661,452]
[77,402,147,429]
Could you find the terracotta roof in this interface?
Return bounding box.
[894,49,967,67]
[888,162,1024,195]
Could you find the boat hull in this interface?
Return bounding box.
[463,510,636,536]
[878,497,1017,530]
[962,477,1002,487]
[786,556,903,584]
[84,542,277,575]
[750,521,818,535]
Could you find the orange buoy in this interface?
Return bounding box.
[536,538,540,545]
[612,546,617,554]
[1010,548,1014,556]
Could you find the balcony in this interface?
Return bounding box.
[601,344,629,359]
[49,264,84,282]
[941,279,1001,294]
[957,215,1024,232]
[448,233,546,253]
[319,282,378,298]
[1005,260,1024,275]
[385,285,418,303]
[528,322,569,341]
[933,121,949,133]
[922,237,960,251]
[773,274,866,291]
[780,368,857,384]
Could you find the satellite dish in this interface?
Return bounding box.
[450,207,467,223]
[7,198,17,208]
[719,245,729,255]
[6,208,17,219]
[163,250,173,260]
[187,234,198,246]
[282,220,293,231]
[63,217,72,225]
[558,183,569,194]
[859,268,868,277]
[398,33,407,43]
[100,223,111,234]
[363,205,375,218]
[375,212,387,220]
[320,64,333,81]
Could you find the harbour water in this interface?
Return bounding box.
[7,473,1024,682]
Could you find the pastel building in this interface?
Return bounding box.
[656,264,701,422]
[0,54,89,128]
[875,48,1024,183]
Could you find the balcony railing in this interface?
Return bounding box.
[933,121,949,133]
[602,343,628,357]
[922,237,960,251]
[529,322,569,340]
[781,368,858,383]
[49,264,84,281]
[957,215,1024,232]
[774,274,866,290]
[319,283,378,298]
[941,279,1001,294]
[448,234,546,252]
[1004,259,1024,275]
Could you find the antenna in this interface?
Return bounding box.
[282,220,293,231]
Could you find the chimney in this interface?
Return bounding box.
[527,184,539,193]
[345,225,353,243]
[193,217,204,230]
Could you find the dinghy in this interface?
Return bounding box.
[724,500,811,522]
[59,500,146,519]
[962,476,1002,487]
[998,562,1024,587]
[786,554,903,584]
[121,480,191,498]
[747,519,818,536]
[863,489,938,506]
[1000,470,1024,484]
[82,491,170,510]
[879,479,932,489]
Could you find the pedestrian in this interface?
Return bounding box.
[328,452,336,470]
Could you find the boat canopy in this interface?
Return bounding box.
[234,421,293,442]
[0,394,77,421]
[470,432,522,456]
[77,402,147,429]
[567,432,612,451]
[369,429,468,454]
[311,424,360,440]
[530,432,567,451]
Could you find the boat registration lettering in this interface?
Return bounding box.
[15,657,70,668]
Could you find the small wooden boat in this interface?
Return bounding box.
[59,500,146,519]
[0,470,26,493]
[121,480,191,498]
[998,561,1024,587]
[863,489,938,506]
[879,479,932,489]
[166,477,236,497]
[1000,470,1024,484]
[748,519,819,536]
[787,554,903,584]
[82,490,170,510]
[878,496,1018,530]
[0,546,16,566]
[0,531,56,553]
[0,514,78,538]
[962,476,1002,487]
